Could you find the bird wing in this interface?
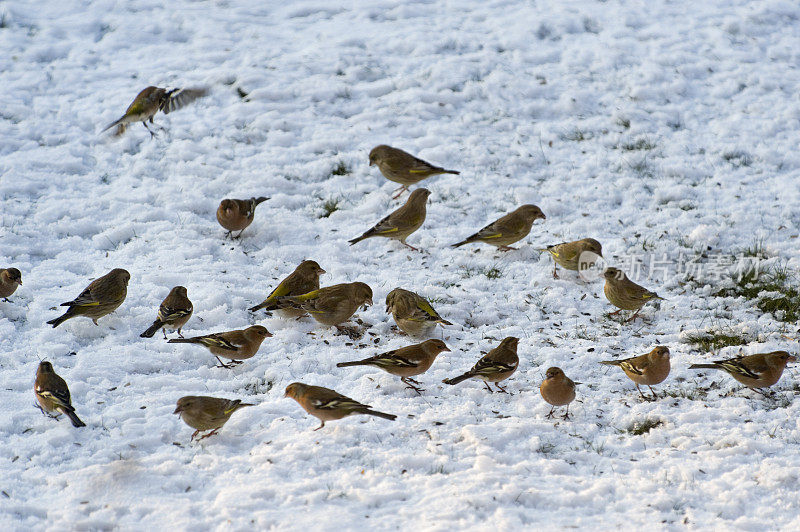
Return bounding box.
[158,304,192,322]
[619,358,647,375]
[310,389,370,411]
[36,384,72,409]
[197,333,240,351]
[369,348,421,369]
[63,283,101,307]
[411,297,446,323]
[161,88,208,114]
[547,242,579,262]
[622,279,660,301]
[715,358,763,380]
[472,352,518,376]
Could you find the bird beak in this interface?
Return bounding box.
[443,347,451,352]
[265,331,274,337]
[17,280,22,285]
[318,268,326,275]
[366,299,374,307]
[788,355,798,363]
[369,160,375,166]
[173,406,183,414]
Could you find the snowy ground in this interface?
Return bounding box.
[2,0,800,529]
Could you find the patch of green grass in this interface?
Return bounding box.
[739,238,767,259]
[318,197,341,218]
[715,264,800,323]
[722,150,752,167]
[483,266,502,279]
[616,117,631,129]
[627,418,663,435]
[620,137,657,151]
[459,266,503,280]
[331,161,349,176]
[560,128,590,142]
[684,329,752,352]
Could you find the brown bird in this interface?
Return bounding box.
[443,337,519,393]
[369,144,459,199]
[173,396,254,441]
[689,351,796,396]
[336,339,451,393]
[540,238,603,278]
[0,267,22,301]
[46,268,130,328]
[348,188,430,251]
[216,197,269,238]
[599,346,671,400]
[248,260,326,317]
[140,286,193,339]
[101,86,208,137]
[274,282,373,329]
[540,367,578,419]
[451,205,546,251]
[385,287,452,338]
[603,267,664,321]
[34,361,85,428]
[284,382,397,430]
[168,325,272,368]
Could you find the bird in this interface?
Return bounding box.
[336,339,450,393]
[385,287,452,337]
[248,260,326,317]
[369,144,459,199]
[284,383,397,430]
[34,361,86,428]
[599,346,671,400]
[0,267,22,301]
[168,325,272,368]
[539,238,603,278]
[46,268,130,328]
[443,337,519,393]
[173,396,254,441]
[451,205,546,251]
[603,267,663,321]
[689,351,796,396]
[273,282,373,329]
[140,286,193,339]
[540,367,579,420]
[101,86,208,137]
[348,188,430,251]
[216,197,269,238]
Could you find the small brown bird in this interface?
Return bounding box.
[348,188,431,251]
[47,268,130,328]
[603,267,664,321]
[140,286,193,339]
[34,361,85,428]
[443,337,520,393]
[0,267,22,301]
[248,260,326,317]
[101,86,207,137]
[689,351,796,396]
[274,282,373,329]
[385,288,452,338]
[540,238,603,278]
[599,346,671,400]
[216,197,269,238]
[173,396,254,441]
[336,339,451,393]
[369,144,459,199]
[451,205,546,251]
[168,325,272,368]
[540,367,578,419]
[284,382,397,430]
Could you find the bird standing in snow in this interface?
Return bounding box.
[689,351,796,396]
[599,346,671,400]
[348,188,430,251]
[0,267,22,301]
[47,268,130,328]
[216,196,269,238]
[385,287,452,338]
[603,267,663,321]
[540,367,579,419]
[249,260,326,317]
[539,238,603,278]
[369,144,459,199]
[35,361,86,428]
[174,396,254,441]
[443,337,520,393]
[284,382,397,430]
[140,286,193,339]
[168,325,272,368]
[451,205,546,251]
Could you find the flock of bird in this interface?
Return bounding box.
[6,85,794,441]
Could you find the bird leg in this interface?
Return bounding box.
[562,405,571,420]
[494,382,510,394]
[313,421,326,431]
[234,230,245,239]
[406,377,421,385]
[608,309,622,316]
[1,297,9,302]
[162,328,168,340]
[648,386,659,400]
[401,377,424,395]
[197,428,220,441]
[751,387,773,398]
[552,265,559,279]
[214,356,241,369]
[545,406,556,419]
[142,121,157,138]
[498,246,518,252]
[190,430,200,441]
[401,241,420,252]
[391,186,409,199]
[483,382,494,393]
[625,310,641,322]
[635,384,651,401]
[177,329,185,338]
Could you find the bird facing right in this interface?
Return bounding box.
[689,351,796,396]
[35,361,86,428]
[599,346,670,400]
[174,396,254,441]
[284,383,397,430]
[0,267,22,301]
[442,337,520,393]
[385,287,452,338]
[348,188,431,251]
[168,325,272,368]
[451,205,546,251]
[369,144,460,199]
[273,282,373,329]
[46,268,130,328]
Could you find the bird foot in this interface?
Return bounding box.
[391,186,409,199]
[197,429,220,441]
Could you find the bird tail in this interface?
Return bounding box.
[249,300,276,312]
[599,360,622,367]
[253,197,269,206]
[450,240,468,248]
[100,116,126,134]
[443,372,473,385]
[167,338,200,344]
[63,408,86,428]
[140,320,164,338]
[348,234,369,246]
[438,319,453,326]
[336,360,371,368]
[47,309,75,328]
[443,169,460,175]
[689,363,718,370]
[362,409,396,421]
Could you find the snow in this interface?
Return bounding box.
[2,0,800,529]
